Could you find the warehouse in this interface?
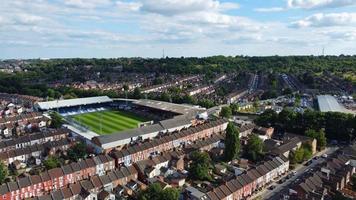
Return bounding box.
[317,95,354,114]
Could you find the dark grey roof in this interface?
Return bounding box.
[38,195,53,200]
[99,175,111,185]
[7,182,19,192]
[0,184,9,195]
[51,190,63,200]
[158,115,192,129]
[95,123,164,145]
[62,165,73,175]
[18,176,31,188]
[133,99,205,115]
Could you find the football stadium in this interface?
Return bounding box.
[35,96,207,152]
[71,110,148,135]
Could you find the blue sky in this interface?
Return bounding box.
[1,0,356,59]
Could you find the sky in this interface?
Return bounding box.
[1,0,356,59]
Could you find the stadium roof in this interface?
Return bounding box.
[133,99,205,115]
[317,95,354,114]
[96,123,165,147]
[35,96,112,110]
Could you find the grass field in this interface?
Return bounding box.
[71,110,148,135]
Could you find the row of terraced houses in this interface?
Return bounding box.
[186,156,290,200]
[0,119,228,200]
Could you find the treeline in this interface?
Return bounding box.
[1,55,355,101]
[255,109,356,142]
[16,55,356,81]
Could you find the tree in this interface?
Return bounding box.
[289,148,304,164]
[138,183,179,200]
[246,134,264,162]
[189,151,212,181]
[224,123,240,161]
[332,191,352,200]
[278,108,297,131]
[289,144,312,164]
[49,112,64,128]
[305,129,326,150]
[123,84,129,91]
[43,156,60,170]
[161,188,180,200]
[255,109,278,127]
[352,175,356,190]
[0,162,8,184]
[138,183,162,200]
[220,106,232,118]
[282,87,292,95]
[67,142,87,162]
[133,87,142,99]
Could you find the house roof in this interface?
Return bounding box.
[0,184,9,195]
[48,168,64,179]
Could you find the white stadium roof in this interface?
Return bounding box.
[317,95,354,114]
[36,96,112,110]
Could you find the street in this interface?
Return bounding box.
[251,147,338,200]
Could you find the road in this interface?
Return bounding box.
[250,147,338,200]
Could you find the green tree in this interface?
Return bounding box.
[49,112,64,128]
[161,188,180,200]
[255,109,278,127]
[67,142,87,162]
[138,183,179,200]
[305,129,326,150]
[224,123,240,161]
[123,84,129,91]
[332,192,352,200]
[138,183,162,200]
[43,156,60,170]
[246,134,264,162]
[303,147,312,161]
[0,162,8,184]
[282,88,292,95]
[133,87,142,99]
[189,151,212,181]
[289,148,304,164]
[352,175,356,190]
[220,106,232,118]
[278,108,297,130]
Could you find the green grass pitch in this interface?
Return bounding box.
[71,110,148,135]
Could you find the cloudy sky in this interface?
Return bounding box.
[1,0,356,59]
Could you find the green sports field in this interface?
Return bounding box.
[71,110,148,135]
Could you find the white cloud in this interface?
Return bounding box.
[254,7,285,12]
[322,30,356,40]
[256,0,356,13]
[15,13,45,25]
[139,0,239,16]
[291,12,356,28]
[116,1,142,12]
[64,0,112,9]
[287,0,356,9]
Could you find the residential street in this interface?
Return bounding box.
[251,147,339,200]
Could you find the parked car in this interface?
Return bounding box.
[268,185,276,190]
[304,160,313,166]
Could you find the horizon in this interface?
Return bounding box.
[2,54,356,60]
[1,0,356,59]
